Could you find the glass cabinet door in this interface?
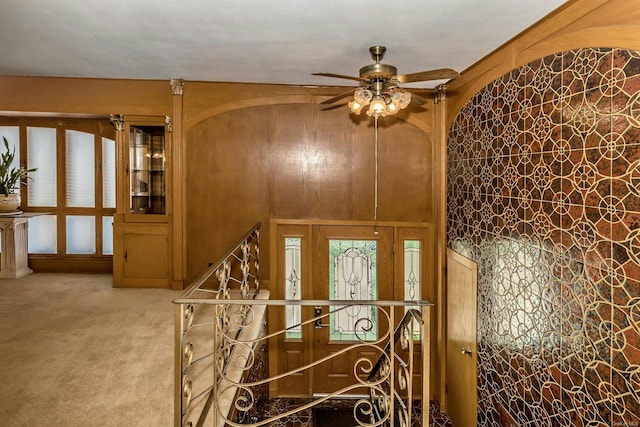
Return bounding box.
[129,125,165,214]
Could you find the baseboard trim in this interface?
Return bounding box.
[28,256,112,274]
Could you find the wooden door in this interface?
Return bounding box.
[311,225,394,394]
[446,249,478,426]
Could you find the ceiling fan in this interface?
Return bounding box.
[312,45,460,118]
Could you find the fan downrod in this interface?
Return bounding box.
[360,45,397,80]
[369,46,386,63]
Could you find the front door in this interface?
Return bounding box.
[269,220,432,398]
[311,225,394,394]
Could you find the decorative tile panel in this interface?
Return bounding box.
[448,48,640,427]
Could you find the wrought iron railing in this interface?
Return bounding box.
[174,222,262,427]
[365,308,427,426]
[174,223,433,427]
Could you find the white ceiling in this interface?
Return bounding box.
[0,0,568,88]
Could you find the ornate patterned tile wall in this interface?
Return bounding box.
[447,48,640,427]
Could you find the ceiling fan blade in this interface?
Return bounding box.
[312,72,366,82]
[319,89,355,105]
[409,91,430,105]
[320,102,349,111]
[396,68,460,83]
[404,87,458,105]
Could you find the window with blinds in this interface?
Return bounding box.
[66,130,95,208]
[66,215,96,254]
[27,126,57,207]
[0,120,116,263]
[27,215,57,254]
[102,137,116,209]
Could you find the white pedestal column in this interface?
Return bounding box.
[0,217,33,279]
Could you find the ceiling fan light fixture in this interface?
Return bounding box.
[392,91,412,109]
[348,99,365,115]
[354,89,411,118]
[354,87,373,105]
[367,96,388,118]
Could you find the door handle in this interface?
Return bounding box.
[314,306,329,329]
[461,347,472,356]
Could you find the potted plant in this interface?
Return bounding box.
[0,136,36,213]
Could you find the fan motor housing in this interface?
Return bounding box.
[359,63,398,80]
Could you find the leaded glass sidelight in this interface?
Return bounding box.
[404,240,421,338]
[404,240,421,301]
[284,237,302,339]
[329,239,377,341]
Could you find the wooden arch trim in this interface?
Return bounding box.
[184,94,434,135]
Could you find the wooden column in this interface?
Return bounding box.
[110,114,126,217]
[433,85,448,410]
[170,79,185,290]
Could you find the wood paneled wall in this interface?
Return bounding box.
[0,76,171,116]
[185,103,433,282]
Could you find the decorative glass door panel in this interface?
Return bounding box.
[404,240,421,339]
[285,237,302,339]
[312,225,393,394]
[329,239,377,342]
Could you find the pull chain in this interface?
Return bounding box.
[374,116,379,220]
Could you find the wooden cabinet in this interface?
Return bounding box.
[111,115,172,288]
[113,223,170,287]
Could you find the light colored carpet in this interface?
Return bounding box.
[0,273,181,426]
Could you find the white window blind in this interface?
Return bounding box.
[27,127,57,207]
[66,215,95,254]
[102,137,116,208]
[102,216,113,255]
[66,130,95,208]
[28,215,57,254]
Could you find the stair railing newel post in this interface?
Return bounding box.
[174,303,184,427]
[422,305,431,427]
[389,307,395,427]
[212,303,219,427]
[407,317,415,427]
